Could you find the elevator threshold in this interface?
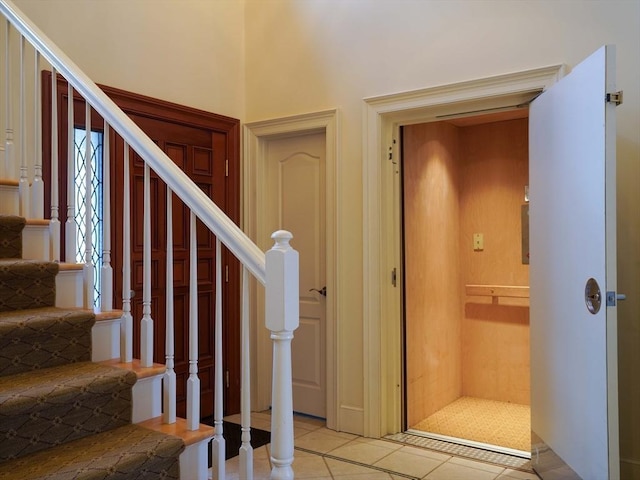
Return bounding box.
[406,428,530,459]
[408,396,531,459]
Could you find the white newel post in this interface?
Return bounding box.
[266,230,299,480]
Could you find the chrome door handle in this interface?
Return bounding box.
[309,286,327,297]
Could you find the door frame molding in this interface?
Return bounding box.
[362,66,565,438]
[243,109,339,429]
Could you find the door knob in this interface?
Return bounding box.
[309,286,327,297]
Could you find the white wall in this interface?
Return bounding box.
[245,0,639,476]
[12,0,245,119]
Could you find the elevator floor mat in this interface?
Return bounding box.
[410,396,530,452]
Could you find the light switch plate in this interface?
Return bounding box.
[473,233,484,251]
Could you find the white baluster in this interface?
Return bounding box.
[31,50,43,219]
[211,237,225,478]
[266,230,299,480]
[163,186,176,424]
[187,211,200,431]
[240,266,253,480]
[64,82,76,262]
[100,121,112,310]
[49,67,60,261]
[121,142,132,363]
[18,35,28,216]
[83,101,93,309]
[2,19,12,179]
[140,162,153,367]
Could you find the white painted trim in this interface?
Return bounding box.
[22,222,50,261]
[362,65,565,438]
[180,439,211,480]
[131,374,163,423]
[243,109,339,430]
[91,317,120,362]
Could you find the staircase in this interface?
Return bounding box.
[0,215,185,478]
[1,0,300,478]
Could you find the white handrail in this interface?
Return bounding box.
[0,0,266,283]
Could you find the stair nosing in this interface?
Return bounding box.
[139,416,215,447]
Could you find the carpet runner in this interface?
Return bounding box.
[0,215,184,479]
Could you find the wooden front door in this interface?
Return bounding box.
[42,74,241,418]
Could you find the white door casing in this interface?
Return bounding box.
[266,132,327,418]
[363,65,564,438]
[243,110,338,429]
[529,45,619,479]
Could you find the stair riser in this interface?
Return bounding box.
[0,309,94,377]
[0,187,18,216]
[131,374,163,423]
[91,318,120,362]
[180,441,211,480]
[0,260,57,312]
[55,268,84,308]
[0,363,136,462]
[22,224,50,261]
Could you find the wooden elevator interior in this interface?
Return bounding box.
[402,110,531,453]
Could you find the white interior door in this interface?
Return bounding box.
[529,45,619,479]
[266,132,327,418]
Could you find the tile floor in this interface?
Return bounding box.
[218,412,540,480]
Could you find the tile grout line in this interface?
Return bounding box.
[295,446,420,479]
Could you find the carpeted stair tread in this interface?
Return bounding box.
[0,423,184,479]
[0,307,95,377]
[0,361,137,461]
[0,259,58,312]
[0,216,25,259]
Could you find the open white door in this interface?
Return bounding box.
[530,45,619,479]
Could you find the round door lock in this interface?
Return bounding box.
[585,278,601,314]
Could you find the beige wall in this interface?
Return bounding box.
[8,0,639,475]
[12,0,245,120]
[245,0,639,475]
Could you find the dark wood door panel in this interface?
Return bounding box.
[42,73,241,417]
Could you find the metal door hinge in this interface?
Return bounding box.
[225,159,229,177]
[606,91,623,106]
[391,268,397,287]
[225,265,229,283]
[225,370,229,388]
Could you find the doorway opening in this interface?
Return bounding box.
[401,109,530,457]
[361,64,564,444]
[243,109,338,431]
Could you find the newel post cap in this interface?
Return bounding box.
[265,230,299,332]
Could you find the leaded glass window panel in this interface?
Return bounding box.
[74,128,103,308]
